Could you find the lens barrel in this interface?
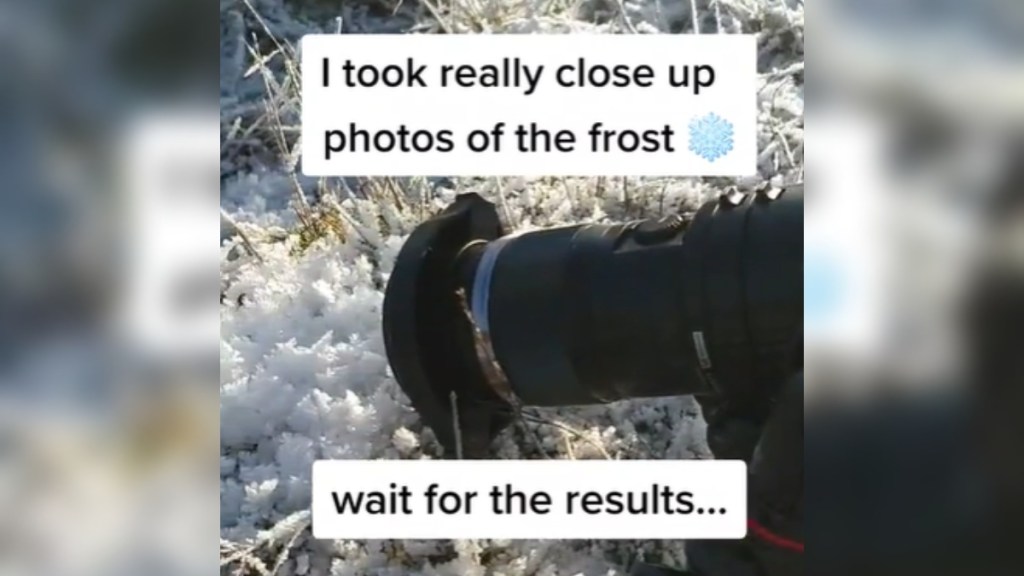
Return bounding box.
[458,187,801,408]
[382,187,803,456]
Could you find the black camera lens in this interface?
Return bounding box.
[383,187,803,456]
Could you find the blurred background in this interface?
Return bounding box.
[0,0,218,575]
[808,1,1023,574]
[0,0,1020,575]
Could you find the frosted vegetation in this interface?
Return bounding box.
[219,0,803,574]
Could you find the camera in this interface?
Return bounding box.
[382,185,802,458]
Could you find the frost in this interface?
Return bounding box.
[392,427,421,456]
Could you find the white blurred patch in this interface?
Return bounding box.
[805,108,889,372]
[118,107,220,359]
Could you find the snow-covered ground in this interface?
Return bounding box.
[219,1,803,574]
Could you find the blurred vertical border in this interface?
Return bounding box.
[0,1,218,575]
[808,1,1024,575]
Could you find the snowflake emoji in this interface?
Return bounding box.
[688,113,734,162]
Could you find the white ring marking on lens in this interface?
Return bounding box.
[470,235,515,338]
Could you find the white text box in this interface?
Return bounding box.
[301,34,757,177]
[312,460,746,539]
